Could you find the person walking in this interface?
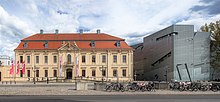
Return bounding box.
[46,77,49,84]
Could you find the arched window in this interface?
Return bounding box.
[67,54,71,64]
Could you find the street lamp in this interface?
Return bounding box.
[116,70,119,83]
[134,70,137,81]
[164,66,169,82]
[101,65,106,83]
[32,66,36,84]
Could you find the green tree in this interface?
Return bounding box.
[200,20,220,80]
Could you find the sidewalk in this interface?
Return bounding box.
[0,85,220,95]
[1,82,220,95]
[0,82,76,87]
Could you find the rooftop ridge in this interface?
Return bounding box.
[22,33,125,41]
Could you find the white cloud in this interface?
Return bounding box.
[0,6,33,59]
[0,0,220,58]
[177,13,220,31]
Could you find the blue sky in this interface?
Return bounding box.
[0,0,220,58]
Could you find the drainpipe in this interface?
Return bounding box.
[107,50,109,81]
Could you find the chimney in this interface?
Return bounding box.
[79,29,83,34]
[40,29,43,34]
[55,29,59,34]
[62,41,65,45]
[96,29,101,34]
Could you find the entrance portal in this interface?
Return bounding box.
[66,69,72,79]
[0,72,1,81]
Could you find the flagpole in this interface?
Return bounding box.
[9,60,12,83]
[33,54,36,84]
[59,54,62,80]
[14,53,16,84]
[13,59,15,84]
[74,52,75,78]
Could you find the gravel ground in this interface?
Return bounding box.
[1,86,220,95]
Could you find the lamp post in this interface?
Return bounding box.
[164,71,167,82]
[33,66,36,84]
[101,65,104,83]
[164,66,169,83]
[134,70,137,81]
[117,70,119,83]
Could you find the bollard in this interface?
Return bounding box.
[14,81,16,84]
[6,81,7,84]
[10,81,12,84]
[102,77,104,83]
[2,81,3,84]
[33,78,36,84]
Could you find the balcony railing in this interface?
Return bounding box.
[64,62,74,66]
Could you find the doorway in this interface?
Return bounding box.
[0,72,1,81]
[66,69,72,79]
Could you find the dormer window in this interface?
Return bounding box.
[115,41,120,47]
[23,42,28,48]
[91,40,95,48]
[44,41,48,48]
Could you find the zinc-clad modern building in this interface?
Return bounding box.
[134,25,210,81]
[4,30,133,82]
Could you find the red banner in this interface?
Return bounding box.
[16,61,20,75]
[9,60,14,75]
[22,61,25,74]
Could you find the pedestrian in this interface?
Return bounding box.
[46,77,49,84]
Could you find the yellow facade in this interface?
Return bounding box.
[0,66,11,81]
[1,42,133,82]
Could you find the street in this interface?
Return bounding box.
[0,95,220,102]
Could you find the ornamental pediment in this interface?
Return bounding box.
[58,41,80,51]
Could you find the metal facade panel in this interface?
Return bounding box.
[142,25,210,81]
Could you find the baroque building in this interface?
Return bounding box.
[9,30,133,82]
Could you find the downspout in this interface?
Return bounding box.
[107,50,109,81]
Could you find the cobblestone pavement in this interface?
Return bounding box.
[1,85,220,95]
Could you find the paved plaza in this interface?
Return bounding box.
[1,95,220,102]
[0,82,220,95]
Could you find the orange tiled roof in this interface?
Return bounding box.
[15,41,132,50]
[15,33,132,50]
[22,33,124,41]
